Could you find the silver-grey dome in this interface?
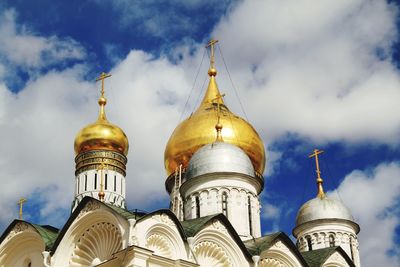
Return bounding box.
[296,196,354,226]
[186,142,255,179]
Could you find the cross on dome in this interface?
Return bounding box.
[309,149,326,198]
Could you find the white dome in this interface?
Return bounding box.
[296,196,354,226]
[186,142,255,179]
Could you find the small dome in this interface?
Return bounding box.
[186,142,255,179]
[296,196,354,226]
[74,96,129,156]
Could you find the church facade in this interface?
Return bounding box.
[0,41,361,267]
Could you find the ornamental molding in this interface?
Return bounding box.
[259,258,284,267]
[77,200,101,219]
[326,252,348,266]
[6,222,29,241]
[270,240,290,254]
[211,219,228,235]
[146,234,173,258]
[193,241,231,267]
[152,214,175,227]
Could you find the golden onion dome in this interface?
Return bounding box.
[74,73,129,156]
[164,65,266,176]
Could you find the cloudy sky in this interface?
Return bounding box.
[0,0,399,265]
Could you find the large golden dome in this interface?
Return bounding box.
[164,68,265,176]
[74,74,129,156]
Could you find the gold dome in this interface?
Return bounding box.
[74,73,129,156]
[164,67,265,176]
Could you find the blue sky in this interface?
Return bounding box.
[0,0,399,266]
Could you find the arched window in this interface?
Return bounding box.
[94,173,97,189]
[306,236,312,251]
[329,234,335,247]
[114,175,117,192]
[77,176,80,194]
[248,196,253,235]
[28,262,31,267]
[85,174,87,191]
[221,192,228,217]
[195,196,200,218]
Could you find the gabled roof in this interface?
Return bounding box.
[301,246,355,267]
[51,196,144,254]
[0,219,59,250]
[243,231,309,266]
[180,213,253,260]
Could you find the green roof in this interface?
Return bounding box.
[301,247,342,267]
[243,232,281,256]
[180,215,218,237]
[105,203,146,220]
[31,224,59,250]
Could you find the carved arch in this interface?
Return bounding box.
[70,222,122,266]
[194,241,231,267]
[259,258,284,267]
[146,233,172,258]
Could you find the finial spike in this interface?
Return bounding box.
[206,39,219,76]
[309,149,326,198]
[17,198,27,220]
[95,72,112,121]
[212,93,225,142]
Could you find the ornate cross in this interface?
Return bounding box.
[309,149,326,198]
[17,198,26,220]
[96,72,112,97]
[206,39,219,69]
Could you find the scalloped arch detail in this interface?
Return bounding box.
[69,222,122,267]
[259,258,284,267]
[146,234,173,258]
[194,241,231,267]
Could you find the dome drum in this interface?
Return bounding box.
[75,142,128,176]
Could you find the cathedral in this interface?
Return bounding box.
[0,41,361,267]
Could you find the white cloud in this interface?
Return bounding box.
[210,0,400,145]
[0,9,85,69]
[330,162,400,267]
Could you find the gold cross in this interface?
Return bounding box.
[212,93,226,123]
[309,149,326,198]
[17,198,26,220]
[98,161,107,201]
[206,39,219,69]
[95,72,112,98]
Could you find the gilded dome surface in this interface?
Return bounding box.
[295,196,354,226]
[187,142,255,179]
[164,72,265,176]
[74,96,129,156]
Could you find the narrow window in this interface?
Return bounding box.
[27,262,31,267]
[84,174,87,191]
[121,178,123,194]
[195,196,200,218]
[94,173,97,189]
[248,196,253,235]
[114,175,117,192]
[105,174,108,190]
[329,234,335,247]
[306,236,312,251]
[350,237,355,260]
[222,192,228,217]
[77,177,80,194]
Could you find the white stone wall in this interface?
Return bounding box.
[295,221,360,267]
[72,169,126,210]
[181,174,262,240]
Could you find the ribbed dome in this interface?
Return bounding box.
[74,96,129,156]
[164,70,265,177]
[187,142,255,179]
[296,196,354,226]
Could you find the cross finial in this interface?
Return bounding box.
[98,161,107,201]
[206,39,219,75]
[212,92,225,141]
[309,149,326,198]
[96,72,112,98]
[17,198,26,220]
